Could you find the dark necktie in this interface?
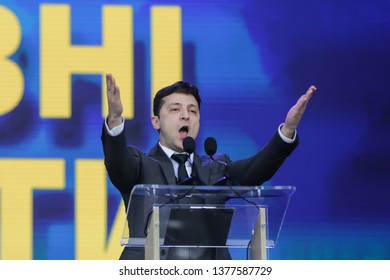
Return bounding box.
[171,153,189,184]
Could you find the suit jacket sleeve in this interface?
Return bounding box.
[101,122,141,194]
[227,130,299,186]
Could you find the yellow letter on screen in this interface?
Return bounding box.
[40,4,133,119]
[75,159,125,259]
[0,159,65,260]
[0,6,24,115]
[151,6,182,106]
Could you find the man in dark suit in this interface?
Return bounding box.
[102,73,316,260]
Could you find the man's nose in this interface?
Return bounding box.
[180,110,189,119]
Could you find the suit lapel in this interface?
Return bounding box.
[149,143,211,186]
[148,143,177,185]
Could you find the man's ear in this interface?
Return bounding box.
[151,116,160,130]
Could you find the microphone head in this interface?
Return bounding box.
[204,137,217,157]
[183,136,196,154]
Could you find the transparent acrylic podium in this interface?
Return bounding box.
[121,184,295,260]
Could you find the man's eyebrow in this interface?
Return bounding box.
[167,102,197,107]
[167,102,182,106]
[166,102,198,109]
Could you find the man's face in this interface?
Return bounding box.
[151,93,200,152]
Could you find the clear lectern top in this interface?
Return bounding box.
[121,185,295,250]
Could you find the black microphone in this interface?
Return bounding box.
[183,136,196,154]
[181,136,205,185]
[204,137,217,159]
[204,137,236,186]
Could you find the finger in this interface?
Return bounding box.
[305,85,317,101]
[296,94,308,108]
[297,85,317,108]
[111,76,117,93]
[114,85,120,97]
[106,73,112,91]
[106,73,117,93]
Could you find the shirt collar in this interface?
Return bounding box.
[159,142,194,162]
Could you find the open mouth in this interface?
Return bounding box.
[179,126,189,138]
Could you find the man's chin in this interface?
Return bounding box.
[174,141,185,152]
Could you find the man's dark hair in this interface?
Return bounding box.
[153,81,201,117]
